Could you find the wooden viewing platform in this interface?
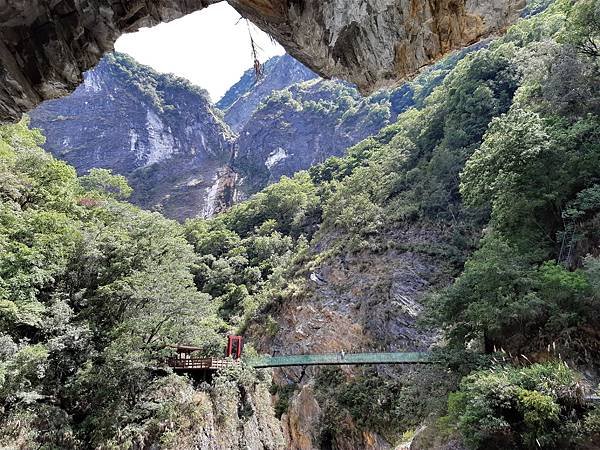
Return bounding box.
[167,357,238,371]
[167,341,242,372]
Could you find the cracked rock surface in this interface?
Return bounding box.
[231,0,525,93]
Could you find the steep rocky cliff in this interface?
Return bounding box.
[3,2,597,449]
[155,371,286,450]
[218,53,317,132]
[234,79,392,196]
[30,52,235,220]
[0,0,524,121]
[247,226,450,449]
[231,0,525,93]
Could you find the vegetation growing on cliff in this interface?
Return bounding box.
[444,362,595,449]
[0,119,235,447]
[244,1,599,447]
[302,1,600,447]
[234,42,482,201]
[184,172,319,327]
[0,117,313,448]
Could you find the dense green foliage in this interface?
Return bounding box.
[301,1,600,447]
[445,362,596,449]
[0,118,225,447]
[293,0,600,359]
[314,366,459,445]
[184,172,318,327]
[79,168,133,200]
[431,0,600,362]
[0,117,319,447]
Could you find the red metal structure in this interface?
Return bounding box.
[226,335,243,359]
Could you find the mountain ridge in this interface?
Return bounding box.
[217,54,317,132]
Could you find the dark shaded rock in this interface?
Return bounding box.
[229,0,526,94]
[234,79,388,196]
[0,0,222,122]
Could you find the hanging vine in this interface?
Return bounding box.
[246,19,264,80]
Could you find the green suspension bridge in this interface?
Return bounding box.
[166,338,432,372]
[247,352,431,368]
[165,339,600,404]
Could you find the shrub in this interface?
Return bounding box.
[445,362,592,449]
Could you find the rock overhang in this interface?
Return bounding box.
[0,0,525,122]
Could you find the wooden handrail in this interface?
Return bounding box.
[166,357,239,370]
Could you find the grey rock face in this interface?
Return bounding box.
[261,236,441,360]
[247,227,447,449]
[160,374,285,450]
[0,0,221,122]
[0,0,523,121]
[218,54,317,132]
[30,53,235,221]
[234,78,389,196]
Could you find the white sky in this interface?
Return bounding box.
[115,3,285,102]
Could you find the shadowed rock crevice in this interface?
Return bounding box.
[0,0,222,121]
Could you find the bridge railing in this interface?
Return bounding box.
[246,352,431,368]
[166,352,432,371]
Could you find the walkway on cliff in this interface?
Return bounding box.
[167,352,432,372]
[246,352,431,368]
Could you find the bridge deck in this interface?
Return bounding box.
[166,352,432,372]
[246,352,431,368]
